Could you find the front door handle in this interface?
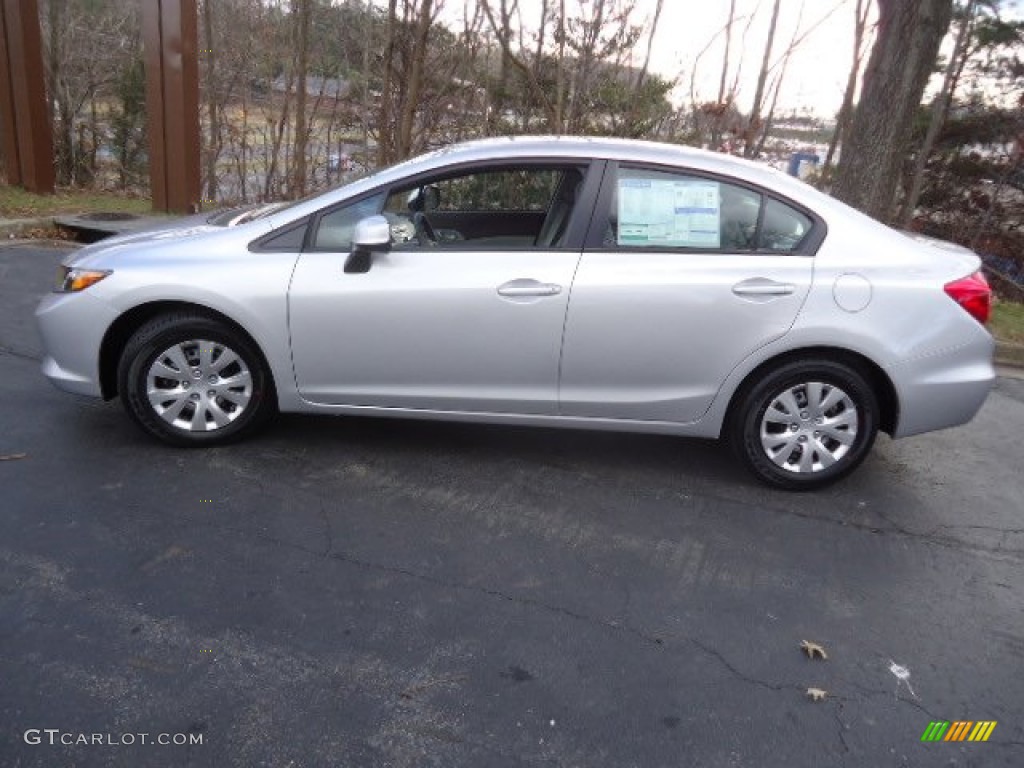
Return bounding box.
[732,278,796,297]
[497,279,563,298]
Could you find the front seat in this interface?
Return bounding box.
[536,170,583,247]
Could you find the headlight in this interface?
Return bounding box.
[56,267,112,292]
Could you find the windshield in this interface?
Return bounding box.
[206,166,380,227]
[206,203,286,227]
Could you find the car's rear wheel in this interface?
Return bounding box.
[118,313,275,446]
[729,359,878,490]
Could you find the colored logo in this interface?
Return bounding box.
[921,721,996,742]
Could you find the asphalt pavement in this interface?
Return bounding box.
[1,243,1022,767]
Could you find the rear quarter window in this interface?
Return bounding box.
[758,198,813,252]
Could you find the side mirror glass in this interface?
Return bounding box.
[346,215,391,274]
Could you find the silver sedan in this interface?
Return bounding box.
[36,137,995,489]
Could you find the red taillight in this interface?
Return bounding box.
[944,270,991,324]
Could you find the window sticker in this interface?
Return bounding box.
[617,177,721,248]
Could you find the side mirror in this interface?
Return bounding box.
[345,215,391,274]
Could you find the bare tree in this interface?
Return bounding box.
[685,21,731,143]
[624,0,665,133]
[396,0,436,158]
[743,0,781,157]
[41,0,138,186]
[377,0,399,165]
[710,0,739,149]
[833,0,955,221]
[202,0,219,202]
[752,1,808,158]
[897,0,980,225]
[717,0,738,106]
[291,0,312,196]
[482,0,517,133]
[481,0,558,130]
[821,0,873,181]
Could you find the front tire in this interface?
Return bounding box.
[117,313,275,446]
[729,359,878,490]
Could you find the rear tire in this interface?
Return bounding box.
[728,359,878,490]
[117,313,275,446]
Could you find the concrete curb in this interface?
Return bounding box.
[0,216,55,239]
[995,341,1024,370]
[54,212,173,239]
[0,238,79,250]
[997,365,1024,381]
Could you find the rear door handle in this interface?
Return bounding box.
[497,279,563,297]
[732,278,796,297]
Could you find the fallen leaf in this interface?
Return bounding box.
[0,453,27,461]
[800,640,828,660]
[806,687,828,702]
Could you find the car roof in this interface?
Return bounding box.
[406,135,761,180]
[267,135,854,228]
[427,136,872,225]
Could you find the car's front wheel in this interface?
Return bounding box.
[729,359,878,490]
[118,313,275,446]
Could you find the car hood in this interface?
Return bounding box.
[63,209,275,269]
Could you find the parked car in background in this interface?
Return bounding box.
[36,136,995,489]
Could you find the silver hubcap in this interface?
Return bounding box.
[146,339,252,432]
[759,381,858,474]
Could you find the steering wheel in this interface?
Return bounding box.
[413,212,438,247]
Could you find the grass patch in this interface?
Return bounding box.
[990,300,1024,345]
[0,186,151,218]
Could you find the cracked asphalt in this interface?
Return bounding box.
[1,243,1023,767]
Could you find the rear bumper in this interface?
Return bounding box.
[35,291,117,399]
[890,335,996,438]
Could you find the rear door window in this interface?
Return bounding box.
[603,166,813,254]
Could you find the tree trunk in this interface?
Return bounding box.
[567,0,605,133]
[832,0,953,222]
[480,0,558,131]
[377,0,398,165]
[487,0,515,134]
[47,0,71,185]
[627,0,664,135]
[203,0,219,203]
[264,71,293,201]
[238,88,249,202]
[716,0,736,105]
[555,0,565,132]
[743,0,781,157]
[710,0,737,150]
[896,0,977,226]
[362,1,371,160]
[291,0,312,197]
[396,0,434,160]
[822,0,870,183]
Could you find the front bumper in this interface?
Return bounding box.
[35,291,118,398]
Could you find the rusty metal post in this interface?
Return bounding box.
[0,0,55,194]
[141,0,200,213]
